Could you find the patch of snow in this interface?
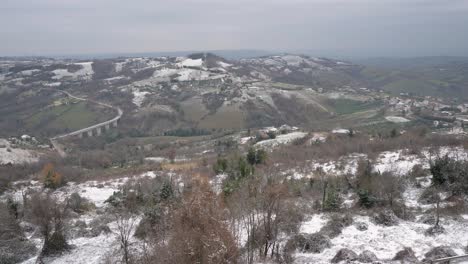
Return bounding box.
[104,76,127,82]
[153,67,179,78]
[218,61,232,68]
[299,214,328,234]
[374,150,422,175]
[0,139,39,165]
[177,58,203,68]
[19,69,40,76]
[332,128,350,134]
[281,55,306,67]
[78,185,118,208]
[132,89,150,107]
[386,116,410,123]
[295,215,468,263]
[175,68,210,81]
[309,132,327,143]
[144,157,169,163]
[255,132,308,149]
[114,61,125,72]
[22,218,142,264]
[52,62,94,80]
[293,146,467,180]
[239,136,253,144]
[210,173,228,195]
[45,82,61,87]
[310,153,364,176]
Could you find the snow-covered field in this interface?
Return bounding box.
[2,142,467,263]
[331,128,350,134]
[177,58,203,67]
[385,116,411,123]
[281,146,468,263]
[2,172,157,264]
[131,89,150,107]
[294,215,468,263]
[0,139,39,164]
[52,62,94,81]
[287,146,468,179]
[255,132,308,149]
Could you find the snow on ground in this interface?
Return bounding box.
[218,61,232,68]
[293,146,468,180]
[175,68,210,81]
[19,69,40,76]
[144,157,169,163]
[45,82,61,87]
[295,215,468,263]
[239,136,253,144]
[402,176,457,211]
[62,171,157,207]
[290,147,468,262]
[402,184,427,209]
[22,216,142,264]
[104,76,127,83]
[12,172,155,264]
[309,132,327,143]
[331,128,350,134]
[210,173,228,195]
[133,66,226,85]
[385,116,410,123]
[255,132,308,149]
[177,58,203,67]
[0,139,39,164]
[310,153,364,176]
[21,232,117,264]
[299,214,328,234]
[152,67,178,79]
[2,171,158,207]
[131,89,150,107]
[430,146,468,160]
[52,62,94,80]
[374,150,422,175]
[114,61,125,73]
[281,55,306,67]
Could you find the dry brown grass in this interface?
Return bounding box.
[161,161,199,171]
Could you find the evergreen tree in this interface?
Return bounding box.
[160,181,174,201]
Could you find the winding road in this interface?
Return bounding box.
[50,90,123,157]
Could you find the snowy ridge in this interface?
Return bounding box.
[52,62,94,81]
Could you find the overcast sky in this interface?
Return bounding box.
[2,0,468,58]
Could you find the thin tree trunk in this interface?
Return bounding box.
[322,181,328,210]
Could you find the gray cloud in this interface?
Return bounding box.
[1,0,468,57]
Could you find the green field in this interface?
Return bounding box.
[327,98,381,115]
[381,79,438,96]
[25,101,113,135]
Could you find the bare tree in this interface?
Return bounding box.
[226,167,295,263]
[27,192,69,261]
[114,211,138,264]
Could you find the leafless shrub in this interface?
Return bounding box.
[26,192,70,258]
[0,202,37,263]
[114,210,138,264]
[163,177,238,264]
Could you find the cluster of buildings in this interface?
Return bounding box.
[387,95,468,130]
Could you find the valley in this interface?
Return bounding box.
[1,53,468,264]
